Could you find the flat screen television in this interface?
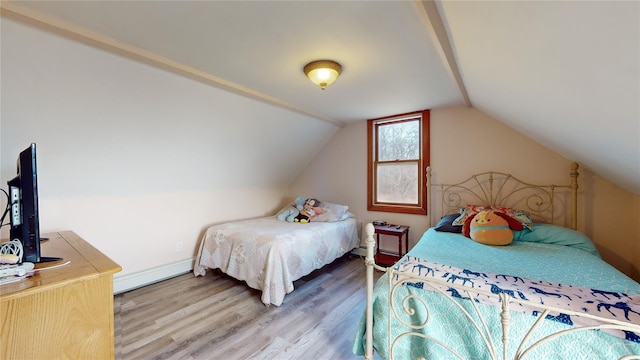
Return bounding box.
[7,143,61,263]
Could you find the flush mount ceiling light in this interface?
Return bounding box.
[303,60,342,90]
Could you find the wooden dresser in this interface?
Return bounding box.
[0,231,121,360]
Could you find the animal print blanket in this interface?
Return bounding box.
[396,256,640,343]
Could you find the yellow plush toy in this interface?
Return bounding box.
[469,210,513,246]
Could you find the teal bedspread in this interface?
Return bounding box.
[353,227,640,359]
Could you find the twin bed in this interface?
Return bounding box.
[193,204,360,306]
[353,163,640,359]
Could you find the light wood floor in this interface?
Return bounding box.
[114,253,381,360]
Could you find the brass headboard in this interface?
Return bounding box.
[427,163,579,230]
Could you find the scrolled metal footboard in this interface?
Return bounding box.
[362,223,640,360]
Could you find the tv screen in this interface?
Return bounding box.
[7,143,60,263]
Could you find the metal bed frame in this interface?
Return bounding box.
[362,163,640,359]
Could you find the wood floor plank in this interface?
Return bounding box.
[114,254,380,360]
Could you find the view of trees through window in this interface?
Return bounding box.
[376,120,419,204]
[367,109,429,215]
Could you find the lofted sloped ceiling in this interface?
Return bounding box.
[2,0,638,194]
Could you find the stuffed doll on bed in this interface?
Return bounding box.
[469,210,513,245]
[294,198,324,223]
[277,196,306,222]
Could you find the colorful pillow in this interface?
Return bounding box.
[491,205,533,230]
[469,210,513,246]
[453,205,533,231]
[434,213,462,233]
[452,205,490,226]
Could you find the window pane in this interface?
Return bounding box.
[377,120,419,161]
[367,109,429,215]
[376,162,418,204]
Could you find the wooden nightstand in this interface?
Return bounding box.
[373,224,409,266]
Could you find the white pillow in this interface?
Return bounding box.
[340,211,354,221]
[314,202,349,222]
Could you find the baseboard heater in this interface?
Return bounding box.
[113,257,194,294]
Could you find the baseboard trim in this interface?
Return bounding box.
[113,258,194,294]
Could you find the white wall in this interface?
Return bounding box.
[1,18,339,288]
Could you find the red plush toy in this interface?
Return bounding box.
[469,210,513,246]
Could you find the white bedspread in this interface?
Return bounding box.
[193,216,361,306]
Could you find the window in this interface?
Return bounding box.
[367,109,430,215]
